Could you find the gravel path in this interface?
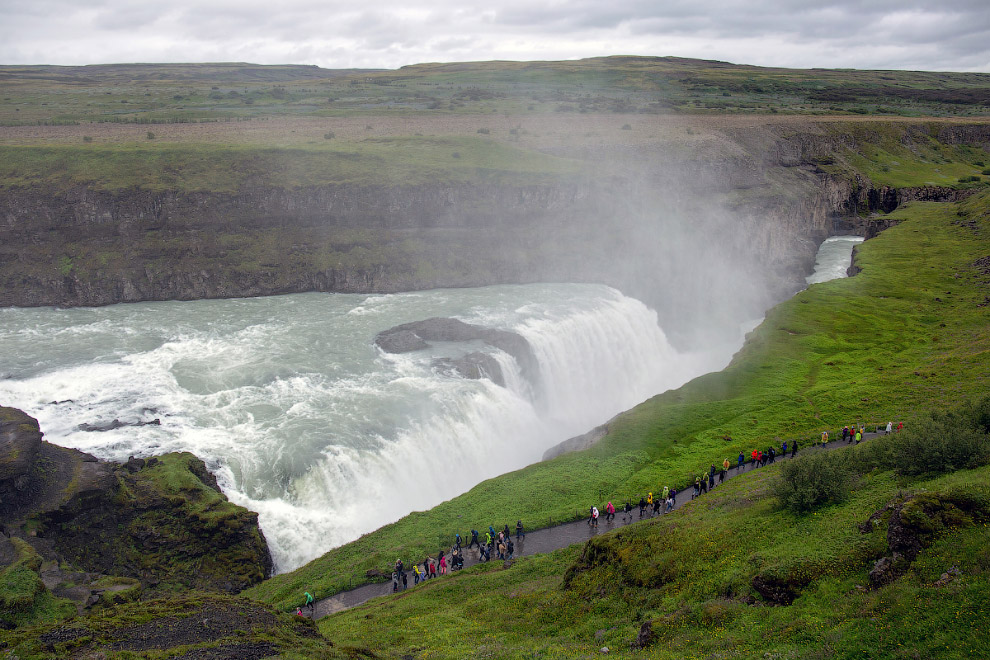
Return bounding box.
[312,429,885,618]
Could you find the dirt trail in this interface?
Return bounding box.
[312,430,883,618]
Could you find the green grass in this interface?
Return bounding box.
[0,137,579,192]
[0,538,76,629]
[2,57,989,124]
[315,458,990,659]
[246,189,990,612]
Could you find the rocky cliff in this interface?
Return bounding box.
[0,407,273,617]
[1,120,988,346]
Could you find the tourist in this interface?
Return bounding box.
[392,571,399,592]
[738,451,745,470]
[591,505,599,527]
[821,430,828,448]
[722,457,730,474]
[439,552,447,574]
[897,421,903,433]
[665,496,674,513]
[516,520,526,539]
[468,529,479,549]
[791,440,798,457]
[709,464,717,488]
[507,538,514,559]
[661,485,669,502]
[413,563,422,585]
[886,421,893,434]
[605,501,615,522]
[718,465,726,483]
[781,440,787,455]
[639,496,647,517]
[855,428,862,444]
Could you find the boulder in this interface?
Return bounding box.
[0,407,43,501]
[375,317,537,383]
[432,352,505,386]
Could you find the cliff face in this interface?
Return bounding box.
[1,120,987,344]
[0,407,273,597]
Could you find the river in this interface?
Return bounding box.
[0,237,858,572]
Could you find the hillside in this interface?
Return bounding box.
[2,57,990,658]
[265,188,990,659]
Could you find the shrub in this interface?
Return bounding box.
[323,131,335,140]
[773,451,853,513]
[622,124,632,130]
[859,398,990,476]
[82,136,92,143]
[146,131,155,140]
[477,128,490,134]
[958,175,980,183]
[982,168,990,176]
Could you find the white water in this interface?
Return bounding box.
[0,238,854,573]
[0,284,742,571]
[806,236,864,285]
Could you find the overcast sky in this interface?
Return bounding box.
[2,1,989,72]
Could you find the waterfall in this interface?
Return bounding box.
[0,284,743,572]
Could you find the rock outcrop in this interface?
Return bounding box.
[0,407,273,597]
[375,317,536,384]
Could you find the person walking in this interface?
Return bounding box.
[639,496,647,517]
[885,421,893,435]
[738,451,745,471]
[401,571,408,590]
[709,464,717,488]
[719,464,726,484]
[413,563,422,585]
[855,428,862,444]
[392,571,399,592]
[439,552,447,575]
[661,485,669,502]
[623,501,632,522]
[469,529,480,549]
[722,457,730,474]
[665,495,674,513]
[605,501,615,522]
[791,440,798,458]
[516,520,526,539]
[782,440,787,456]
[821,430,828,448]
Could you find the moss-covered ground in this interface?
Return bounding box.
[246,189,990,631]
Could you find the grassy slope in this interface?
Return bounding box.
[0,136,578,193]
[318,461,990,659]
[308,189,990,660]
[245,189,990,611]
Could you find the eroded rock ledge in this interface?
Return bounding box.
[375,317,537,386]
[0,406,273,607]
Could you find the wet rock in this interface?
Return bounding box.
[125,456,147,473]
[432,352,504,386]
[375,317,536,381]
[0,407,42,502]
[77,418,161,432]
[374,329,427,353]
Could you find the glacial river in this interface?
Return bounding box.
[0,238,858,572]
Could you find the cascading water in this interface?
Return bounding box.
[0,233,857,572]
[0,284,741,571]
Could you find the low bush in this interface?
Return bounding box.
[773,451,853,513]
[859,397,990,476]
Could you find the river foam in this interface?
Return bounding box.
[0,284,747,571]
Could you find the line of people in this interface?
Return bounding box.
[305,423,901,611]
[390,522,528,592]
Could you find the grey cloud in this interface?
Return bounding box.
[0,0,988,72]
